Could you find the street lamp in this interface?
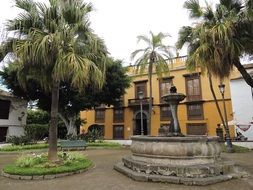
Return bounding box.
[218,83,233,152]
[138,91,144,135]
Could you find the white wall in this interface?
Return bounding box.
[230,78,253,140]
[0,96,27,137]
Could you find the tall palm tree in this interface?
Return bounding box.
[1,0,107,161]
[131,31,173,135]
[178,0,253,86]
[176,0,253,152]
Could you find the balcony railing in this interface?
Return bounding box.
[187,95,202,101]
[128,97,153,107]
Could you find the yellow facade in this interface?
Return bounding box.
[80,56,235,139]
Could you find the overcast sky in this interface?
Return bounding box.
[0,0,219,66]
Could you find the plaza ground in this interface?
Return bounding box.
[0,148,253,190]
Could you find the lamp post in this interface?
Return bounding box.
[218,83,233,152]
[138,91,144,135]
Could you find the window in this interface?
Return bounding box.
[185,75,201,101]
[160,106,172,121]
[95,109,105,123]
[113,125,124,139]
[160,78,172,102]
[186,123,207,135]
[0,99,11,119]
[135,81,147,99]
[113,108,124,123]
[187,103,204,120]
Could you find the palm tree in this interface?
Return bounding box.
[178,0,253,86]
[131,31,173,134]
[176,0,253,152]
[1,0,107,161]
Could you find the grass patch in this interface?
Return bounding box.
[221,143,251,153]
[0,143,49,152]
[0,141,123,152]
[87,142,122,148]
[3,152,92,176]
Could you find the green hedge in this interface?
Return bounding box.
[25,124,49,141]
[0,141,122,152]
[0,143,49,152]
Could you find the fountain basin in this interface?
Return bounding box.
[114,135,247,185]
[130,135,221,166]
[114,88,247,185]
[162,93,186,103]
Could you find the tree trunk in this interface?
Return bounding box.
[207,73,226,127]
[48,80,60,161]
[234,59,253,88]
[208,72,233,152]
[58,114,77,137]
[67,118,77,136]
[148,61,153,135]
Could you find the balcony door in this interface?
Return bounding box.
[134,112,148,135]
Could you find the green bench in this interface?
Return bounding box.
[59,140,87,150]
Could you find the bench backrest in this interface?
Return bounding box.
[60,140,87,147]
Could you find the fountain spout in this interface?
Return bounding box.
[161,86,186,136]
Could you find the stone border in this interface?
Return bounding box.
[2,164,95,180]
[114,162,248,186]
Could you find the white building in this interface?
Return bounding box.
[0,90,27,142]
[230,64,253,140]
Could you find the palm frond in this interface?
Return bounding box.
[184,0,203,19]
[176,26,193,49]
[136,35,151,45]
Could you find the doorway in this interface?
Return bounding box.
[134,112,148,135]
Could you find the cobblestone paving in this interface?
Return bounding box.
[0,148,253,190]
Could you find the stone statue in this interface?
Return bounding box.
[170,85,177,93]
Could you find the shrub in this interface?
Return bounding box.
[6,135,31,145]
[24,124,49,141]
[82,129,104,142]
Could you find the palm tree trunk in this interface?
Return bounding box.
[208,72,233,152]
[207,73,226,127]
[234,59,253,88]
[148,61,153,135]
[48,80,60,161]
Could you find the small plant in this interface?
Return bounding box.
[16,153,47,168]
[85,129,104,142]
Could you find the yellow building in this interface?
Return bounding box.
[80,56,234,139]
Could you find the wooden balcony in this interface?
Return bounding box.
[128,97,153,107]
[186,95,202,102]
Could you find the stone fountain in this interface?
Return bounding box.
[114,86,247,185]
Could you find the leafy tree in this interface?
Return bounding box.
[0,57,131,136]
[0,0,107,161]
[131,31,173,134]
